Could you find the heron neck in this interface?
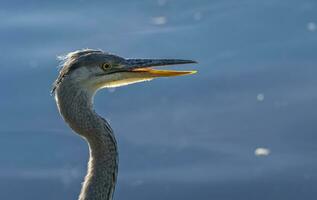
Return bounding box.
[55,82,118,200]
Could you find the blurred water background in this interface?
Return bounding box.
[1,0,317,199]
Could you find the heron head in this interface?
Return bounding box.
[52,49,196,93]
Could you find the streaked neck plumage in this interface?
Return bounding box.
[55,77,118,200]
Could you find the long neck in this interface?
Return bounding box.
[55,81,118,200]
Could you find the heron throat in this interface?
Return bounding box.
[54,79,118,200]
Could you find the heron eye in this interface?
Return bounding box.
[101,63,112,70]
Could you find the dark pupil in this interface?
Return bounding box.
[103,63,111,69]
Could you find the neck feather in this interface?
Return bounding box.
[55,80,118,200]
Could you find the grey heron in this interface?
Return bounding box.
[52,49,196,200]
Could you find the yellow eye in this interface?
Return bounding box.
[101,63,112,70]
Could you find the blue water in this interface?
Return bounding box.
[1,0,317,199]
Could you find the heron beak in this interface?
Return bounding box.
[125,59,197,77]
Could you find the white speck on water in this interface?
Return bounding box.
[254,147,270,156]
[307,22,316,32]
[152,16,167,25]
[193,12,202,21]
[157,0,167,6]
[257,93,264,102]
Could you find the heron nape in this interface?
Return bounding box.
[52,49,197,200]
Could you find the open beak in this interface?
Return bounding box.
[125,59,197,77]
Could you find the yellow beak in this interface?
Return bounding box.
[131,68,197,77]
